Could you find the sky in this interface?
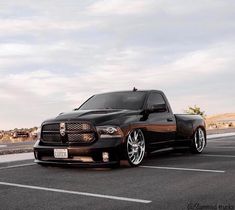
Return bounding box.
[0,0,235,130]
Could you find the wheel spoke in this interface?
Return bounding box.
[128,151,134,158]
[195,135,198,148]
[128,141,134,147]
[128,135,134,144]
[132,153,137,162]
[140,146,145,152]
[138,141,143,146]
[134,131,138,141]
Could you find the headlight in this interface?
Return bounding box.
[96,126,123,138]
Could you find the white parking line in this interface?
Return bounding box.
[0,163,36,170]
[207,133,235,139]
[207,146,235,149]
[0,182,152,204]
[141,166,225,173]
[209,140,235,143]
[201,154,235,158]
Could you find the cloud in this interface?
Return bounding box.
[0,19,99,35]
[87,0,154,15]
[0,0,234,129]
[1,40,234,129]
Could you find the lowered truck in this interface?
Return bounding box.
[34,89,206,167]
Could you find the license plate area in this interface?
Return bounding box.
[54,149,68,159]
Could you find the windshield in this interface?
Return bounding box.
[79,91,147,110]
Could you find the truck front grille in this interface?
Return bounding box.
[41,122,96,145]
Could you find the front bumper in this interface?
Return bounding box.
[33,137,123,167]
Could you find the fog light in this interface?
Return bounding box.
[82,134,94,142]
[102,152,109,162]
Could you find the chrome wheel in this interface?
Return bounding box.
[127,129,145,166]
[194,128,206,153]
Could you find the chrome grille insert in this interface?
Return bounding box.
[41,122,95,144]
[68,133,95,143]
[67,122,92,132]
[43,124,60,131]
[42,133,60,142]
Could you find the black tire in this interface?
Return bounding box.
[125,129,145,167]
[191,127,206,154]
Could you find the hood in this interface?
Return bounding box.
[44,109,141,126]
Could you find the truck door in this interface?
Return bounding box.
[144,92,177,149]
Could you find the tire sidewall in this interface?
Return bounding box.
[191,127,206,153]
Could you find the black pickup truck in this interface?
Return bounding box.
[34,90,206,167]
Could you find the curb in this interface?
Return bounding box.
[0,152,34,163]
[0,148,33,156]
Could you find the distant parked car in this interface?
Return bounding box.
[13,131,29,138]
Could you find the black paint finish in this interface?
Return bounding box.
[34,90,206,166]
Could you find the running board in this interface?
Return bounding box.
[150,147,174,154]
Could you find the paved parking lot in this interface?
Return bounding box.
[0,136,235,210]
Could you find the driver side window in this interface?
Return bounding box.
[147,93,167,110]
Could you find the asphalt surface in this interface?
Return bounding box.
[0,136,235,210]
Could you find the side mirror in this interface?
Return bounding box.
[148,104,167,113]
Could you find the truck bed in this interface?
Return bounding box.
[175,114,205,140]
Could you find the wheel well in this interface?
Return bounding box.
[193,125,206,135]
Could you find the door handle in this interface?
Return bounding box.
[167,118,173,122]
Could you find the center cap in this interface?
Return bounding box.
[132,144,139,152]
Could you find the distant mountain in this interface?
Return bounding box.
[206,113,235,129]
[206,113,235,122]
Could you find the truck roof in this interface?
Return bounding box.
[94,90,164,95]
